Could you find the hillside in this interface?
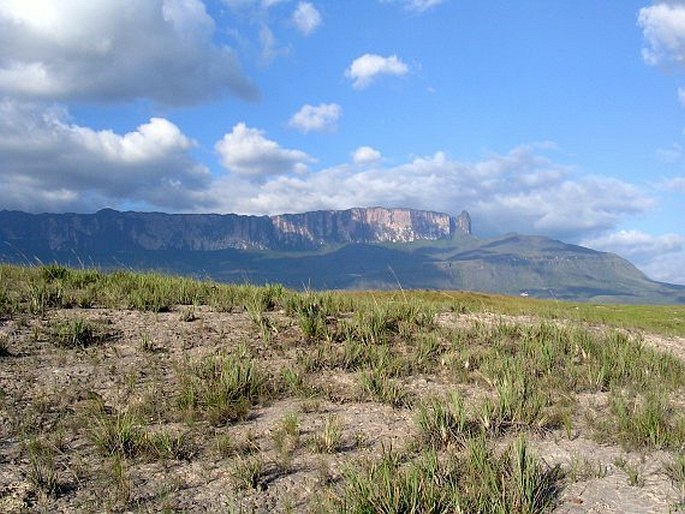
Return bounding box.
[1,208,683,304]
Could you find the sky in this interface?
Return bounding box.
[1,1,685,284]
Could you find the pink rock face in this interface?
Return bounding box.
[270,207,467,247]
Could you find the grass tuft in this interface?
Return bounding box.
[359,368,411,408]
[26,437,61,497]
[55,317,101,348]
[415,392,470,448]
[593,391,685,450]
[333,436,562,513]
[177,353,271,425]
[0,334,11,357]
[310,415,343,454]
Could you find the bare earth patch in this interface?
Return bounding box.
[1,304,684,512]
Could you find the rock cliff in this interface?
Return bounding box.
[0,207,471,254]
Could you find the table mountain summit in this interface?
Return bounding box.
[0,207,471,253]
[1,207,683,304]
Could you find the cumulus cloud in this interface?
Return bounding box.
[345,54,409,89]
[639,251,685,285]
[0,0,258,105]
[206,145,654,240]
[582,229,685,285]
[0,99,660,248]
[352,146,382,165]
[215,122,315,178]
[293,2,322,36]
[288,103,341,133]
[638,2,685,68]
[581,230,684,260]
[0,99,211,212]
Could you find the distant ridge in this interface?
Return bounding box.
[0,207,471,253]
[1,207,683,304]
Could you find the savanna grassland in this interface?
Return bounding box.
[1,264,685,513]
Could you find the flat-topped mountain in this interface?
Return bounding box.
[0,207,471,253]
[1,207,683,304]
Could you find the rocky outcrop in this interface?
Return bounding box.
[0,207,471,255]
[455,210,471,235]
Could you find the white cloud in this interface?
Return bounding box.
[638,3,685,68]
[259,24,289,63]
[0,100,211,212]
[582,229,685,285]
[345,54,409,90]
[679,87,685,105]
[221,0,291,64]
[215,122,315,178]
[667,176,685,192]
[223,0,286,11]
[0,103,660,248]
[639,251,685,285]
[0,0,258,105]
[581,230,684,261]
[408,0,444,12]
[207,145,654,240]
[288,103,341,133]
[293,2,322,36]
[352,146,382,165]
[656,144,684,163]
[382,0,446,13]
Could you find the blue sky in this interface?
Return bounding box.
[1,1,685,284]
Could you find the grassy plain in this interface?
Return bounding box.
[1,263,685,512]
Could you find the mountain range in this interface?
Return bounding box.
[1,207,683,304]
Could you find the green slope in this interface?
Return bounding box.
[8,232,681,304]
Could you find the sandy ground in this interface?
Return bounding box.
[1,306,684,512]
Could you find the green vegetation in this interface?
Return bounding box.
[54,317,101,348]
[2,263,685,512]
[415,392,469,448]
[665,453,685,508]
[26,437,60,498]
[176,352,271,426]
[309,415,344,454]
[332,437,561,514]
[2,263,684,334]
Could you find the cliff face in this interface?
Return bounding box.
[0,207,471,254]
[271,207,462,247]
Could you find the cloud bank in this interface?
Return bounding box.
[0,100,210,212]
[209,144,653,242]
[0,100,653,243]
[0,0,258,105]
[582,230,683,261]
[582,229,685,285]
